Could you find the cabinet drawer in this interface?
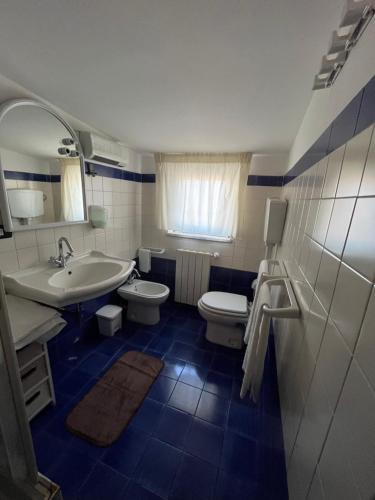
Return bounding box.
[17,342,43,369]
[25,381,52,420]
[20,355,48,393]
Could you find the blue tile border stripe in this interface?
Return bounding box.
[247,175,284,187]
[283,74,375,185]
[4,171,61,183]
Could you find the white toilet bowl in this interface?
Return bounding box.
[118,279,170,325]
[198,291,249,349]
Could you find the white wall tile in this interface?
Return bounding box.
[355,286,375,390]
[342,197,375,281]
[336,125,373,197]
[359,127,375,196]
[0,251,19,274]
[322,145,345,198]
[330,263,371,352]
[319,420,361,500]
[333,360,375,500]
[17,247,39,270]
[314,318,352,413]
[324,198,355,258]
[14,230,37,249]
[315,250,340,313]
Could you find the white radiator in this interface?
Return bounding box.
[175,249,212,305]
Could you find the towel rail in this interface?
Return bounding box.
[261,278,300,318]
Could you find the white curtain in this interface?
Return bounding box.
[155,153,250,239]
[60,158,84,221]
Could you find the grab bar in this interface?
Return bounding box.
[261,277,300,318]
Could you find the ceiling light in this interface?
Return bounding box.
[312,0,374,90]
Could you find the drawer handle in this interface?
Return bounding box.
[21,366,37,381]
[25,391,40,406]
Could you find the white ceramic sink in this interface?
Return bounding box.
[4,251,136,307]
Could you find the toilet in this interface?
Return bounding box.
[198,291,249,349]
[198,259,287,349]
[118,279,170,325]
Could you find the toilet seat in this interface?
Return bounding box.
[200,291,248,318]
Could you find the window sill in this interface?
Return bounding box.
[166,230,233,243]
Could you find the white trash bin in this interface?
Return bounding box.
[96,305,123,336]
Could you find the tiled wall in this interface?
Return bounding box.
[274,76,375,499]
[141,153,286,273]
[0,161,142,273]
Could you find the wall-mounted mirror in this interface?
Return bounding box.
[0,99,87,232]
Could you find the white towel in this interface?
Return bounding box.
[138,248,151,273]
[244,270,270,344]
[6,295,67,350]
[240,281,271,402]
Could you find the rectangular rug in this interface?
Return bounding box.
[66,350,164,446]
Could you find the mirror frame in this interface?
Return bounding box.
[0,98,87,232]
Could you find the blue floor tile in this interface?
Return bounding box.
[196,391,229,428]
[203,371,233,399]
[55,369,93,397]
[178,364,207,389]
[135,438,183,498]
[96,336,124,356]
[173,328,199,346]
[169,453,217,500]
[45,412,75,444]
[184,418,224,467]
[77,462,129,500]
[127,330,154,349]
[215,469,259,500]
[210,354,236,376]
[162,356,185,379]
[102,426,150,477]
[221,431,258,482]
[153,406,192,449]
[132,398,164,434]
[47,449,96,499]
[168,341,195,362]
[227,400,260,440]
[148,336,174,354]
[33,431,67,475]
[78,352,111,377]
[168,382,202,415]
[148,376,176,403]
[69,433,106,461]
[124,481,163,499]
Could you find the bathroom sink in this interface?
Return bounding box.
[4,251,135,307]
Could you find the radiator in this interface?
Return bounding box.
[175,249,212,305]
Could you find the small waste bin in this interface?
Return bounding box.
[96,305,122,336]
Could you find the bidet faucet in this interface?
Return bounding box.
[49,237,74,268]
[127,268,141,284]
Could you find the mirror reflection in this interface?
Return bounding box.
[0,103,86,229]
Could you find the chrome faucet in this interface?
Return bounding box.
[49,237,74,268]
[127,268,141,284]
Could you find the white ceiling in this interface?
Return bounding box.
[0,0,344,153]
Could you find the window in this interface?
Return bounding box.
[155,153,250,241]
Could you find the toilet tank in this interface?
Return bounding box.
[7,189,44,218]
[264,198,287,245]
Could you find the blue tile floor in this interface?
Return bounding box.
[31,301,288,499]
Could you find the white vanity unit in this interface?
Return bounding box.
[16,342,55,421]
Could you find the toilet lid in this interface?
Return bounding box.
[201,291,248,315]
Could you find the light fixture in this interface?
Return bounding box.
[62,137,75,146]
[68,150,80,158]
[57,147,71,155]
[312,0,374,90]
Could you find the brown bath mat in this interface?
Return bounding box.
[66,351,164,446]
